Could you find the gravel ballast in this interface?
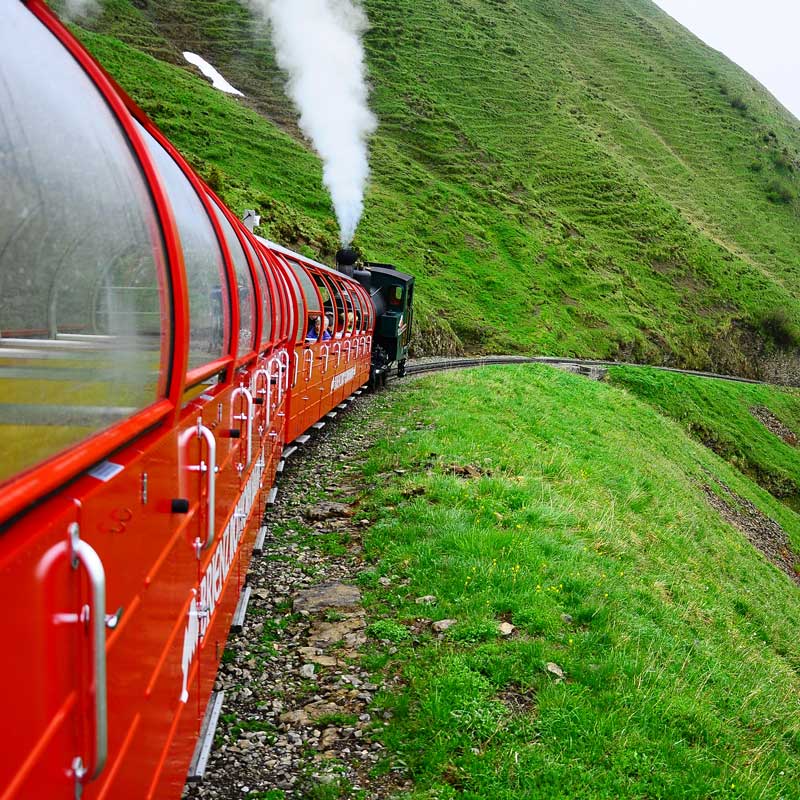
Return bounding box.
[182,392,410,799]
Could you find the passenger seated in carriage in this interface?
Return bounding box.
[305,314,331,342]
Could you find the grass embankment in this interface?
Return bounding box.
[354,366,800,799]
[70,0,800,368]
[610,367,800,508]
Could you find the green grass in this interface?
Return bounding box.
[65,0,800,371]
[610,366,800,504]
[366,619,412,644]
[354,365,800,799]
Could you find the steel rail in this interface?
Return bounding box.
[392,355,774,386]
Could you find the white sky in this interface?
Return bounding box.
[651,1,800,121]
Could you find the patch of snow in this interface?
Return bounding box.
[182,52,244,97]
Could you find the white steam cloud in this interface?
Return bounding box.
[251,0,377,246]
[60,0,99,18]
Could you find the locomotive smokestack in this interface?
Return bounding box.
[336,247,359,278]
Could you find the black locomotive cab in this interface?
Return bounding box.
[335,249,414,387]
[364,262,414,383]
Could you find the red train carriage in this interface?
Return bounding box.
[0,3,373,798]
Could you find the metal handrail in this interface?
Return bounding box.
[231,386,254,465]
[319,344,330,373]
[180,418,217,552]
[69,523,108,782]
[279,349,290,392]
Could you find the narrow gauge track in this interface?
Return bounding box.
[394,355,769,385]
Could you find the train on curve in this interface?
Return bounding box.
[0,3,413,799]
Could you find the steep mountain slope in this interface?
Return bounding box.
[65,0,800,377]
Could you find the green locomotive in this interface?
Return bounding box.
[336,249,414,387]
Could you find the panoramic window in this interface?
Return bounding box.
[0,6,170,483]
[243,238,273,348]
[136,122,229,374]
[210,203,256,356]
[287,260,322,340]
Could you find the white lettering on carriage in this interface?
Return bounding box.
[179,451,266,701]
[331,367,356,392]
[179,590,199,703]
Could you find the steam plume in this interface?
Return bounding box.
[61,0,99,18]
[251,0,377,246]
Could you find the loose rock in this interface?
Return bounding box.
[545,662,565,680]
[498,622,515,637]
[293,582,362,614]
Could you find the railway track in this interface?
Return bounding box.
[396,355,769,385]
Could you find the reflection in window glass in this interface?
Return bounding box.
[136,123,228,372]
[243,239,272,347]
[341,284,356,336]
[268,259,283,342]
[282,264,305,344]
[351,289,364,334]
[310,272,334,335]
[325,275,345,335]
[211,204,256,355]
[275,264,292,343]
[0,6,168,483]
[288,261,323,343]
[288,261,321,314]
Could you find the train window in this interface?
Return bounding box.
[358,287,372,333]
[0,5,170,484]
[279,259,305,345]
[269,256,291,344]
[135,122,229,373]
[349,287,364,334]
[287,260,322,339]
[243,238,272,348]
[310,272,334,333]
[210,204,256,356]
[337,282,354,336]
[268,257,283,343]
[327,277,347,336]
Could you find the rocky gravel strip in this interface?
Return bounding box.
[183,392,412,799]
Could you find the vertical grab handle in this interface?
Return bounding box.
[178,418,217,552]
[267,356,283,404]
[303,348,314,381]
[279,349,290,394]
[253,367,275,427]
[68,523,108,783]
[270,356,284,403]
[232,386,254,465]
[192,419,217,551]
[319,344,330,373]
[265,363,275,428]
[332,342,341,367]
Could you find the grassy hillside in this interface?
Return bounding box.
[62,0,800,376]
[610,367,800,509]
[356,365,800,798]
